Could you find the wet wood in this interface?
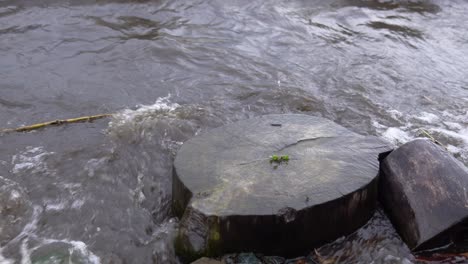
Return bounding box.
[379,139,468,251]
[173,114,390,262]
[0,114,112,134]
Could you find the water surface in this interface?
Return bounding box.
[0,0,467,263]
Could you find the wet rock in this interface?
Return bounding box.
[191,257,223,264]
[173,114,390,261]
[221,254,237,264]
[0,177,32,246]
[261,255,286,264]
[379,139,468,250]
[236,253,261,264]
[284,256,315,264]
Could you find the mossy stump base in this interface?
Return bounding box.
[173,114,390,262]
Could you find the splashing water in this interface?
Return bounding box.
[0,0,467,263]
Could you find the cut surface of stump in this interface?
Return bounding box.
[173,114,390,261]
[380,139,468,251]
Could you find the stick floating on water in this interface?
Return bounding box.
[0,114,113,134]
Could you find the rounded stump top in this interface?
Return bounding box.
[174,114,389,216]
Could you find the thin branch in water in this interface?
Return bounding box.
[0,114,113,134]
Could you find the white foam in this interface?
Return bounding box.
[442,110,468,123]
[11,147,55,175]
[431,127,468,145]
[71,199,85,209]
[414,112,440,123]
[108,95,180,130]
[444,121,463,131]
[18,238,101,264]
[382,127,412,145]
[6,206,41,247]
[67,240,101,264]
[106,95,185,144]
[447,144,461,154]
[371,120,386,129]
[387,109,403,120]
[10,189,21,200]
[44,197,86,211]
[84,157,109,178]
[0,206,38,264]
[371,108,468,165]
[20,239,31,264]
[44,200,66,211]
[9,205,101,264]
[0,188,98,263]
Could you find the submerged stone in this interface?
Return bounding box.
[379,139,468,251]
[236,253,262,264]
[173,114,390,261]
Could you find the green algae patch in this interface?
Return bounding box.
[269,154,290,164]
[174,215,223,262]
[206,218,222,257]
[174,231,204,263]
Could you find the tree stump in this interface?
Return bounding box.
[173,114,390,261]
[380,139,468,251]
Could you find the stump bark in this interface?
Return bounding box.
[173,114,390,261]
[379,139,468,251]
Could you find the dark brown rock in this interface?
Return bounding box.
[173,114,390,261]
[379,139,468,251]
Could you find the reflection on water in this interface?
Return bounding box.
[0,0,467,263]
[342,0,441,14]
[366,21,424,39]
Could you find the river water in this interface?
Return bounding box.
[0,0,467,263]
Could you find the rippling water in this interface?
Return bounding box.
[0,0,467,263]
